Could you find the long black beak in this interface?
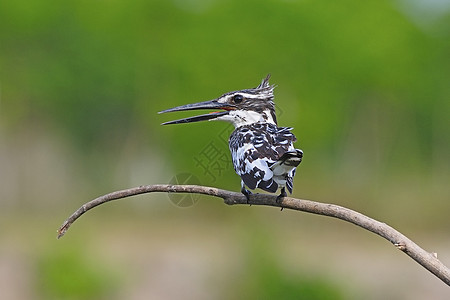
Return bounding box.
[158,99,234,125]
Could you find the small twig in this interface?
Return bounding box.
[57,184,450,286]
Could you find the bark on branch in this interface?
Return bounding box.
[57,184,450,286]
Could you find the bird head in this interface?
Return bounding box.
[159,74,277,128]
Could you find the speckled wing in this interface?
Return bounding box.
[229,123,297,193]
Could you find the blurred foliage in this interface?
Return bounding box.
[0,1,449,297]
[36,245,120,300]
[0,0,448,231]
[233,230,344,299]
[1,0,448,161]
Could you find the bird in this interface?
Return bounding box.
[159,74,303,203]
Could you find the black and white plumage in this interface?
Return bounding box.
[159,75,303,201]
[229,123,302,197]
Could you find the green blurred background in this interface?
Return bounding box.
[1,0,449,299]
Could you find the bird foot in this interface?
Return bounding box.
[276,188,287,210]
[241,187,252,205]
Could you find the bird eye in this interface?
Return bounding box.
[233,94,244,104]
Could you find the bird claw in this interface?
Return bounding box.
[241,187,252,205]
[276,188,287,210]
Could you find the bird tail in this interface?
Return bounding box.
[271,149,303,194]
[272,149,303,174]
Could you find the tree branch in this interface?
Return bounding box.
[57,184,450,286]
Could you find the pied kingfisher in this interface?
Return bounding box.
[159,75,303,202]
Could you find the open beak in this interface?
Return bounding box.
[158,99,234,125]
